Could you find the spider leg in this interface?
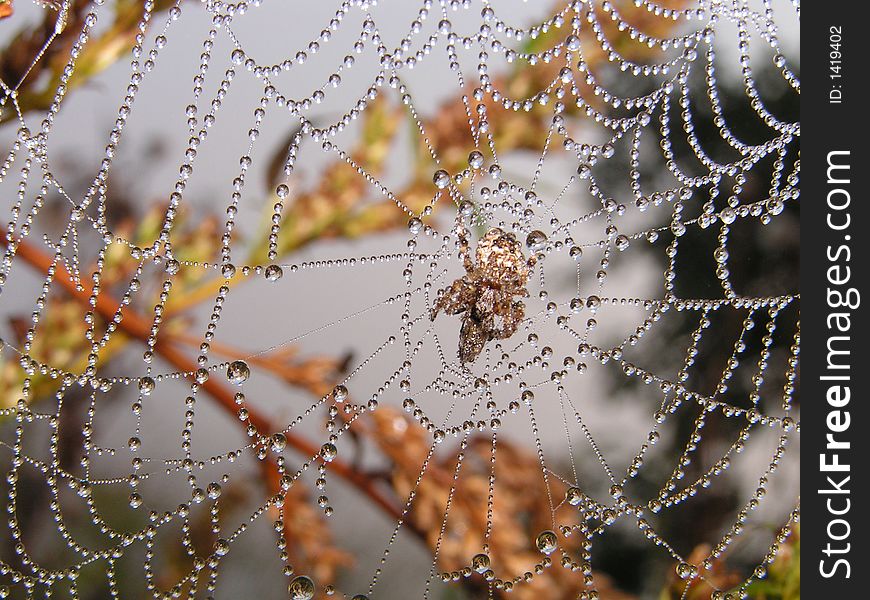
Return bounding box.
[431,277,475,320]
[455,223,476,274]
[492,298,525,340]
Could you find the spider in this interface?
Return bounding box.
[431,225,536,363]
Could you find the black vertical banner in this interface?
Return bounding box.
[802,3,868,598]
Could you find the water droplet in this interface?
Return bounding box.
[207,482,222,499]
[214,538,230,556]
[195,368,209,384]
[227,360,250,385]
[265,264,283,281]
[288,575,315,599]
[566,487,583,506]
[566,34,581,51]
[433,169,451,189]
[614,234,630,251]
[320,443,337,462]
[165,259,180,275]
[676,562,698,580]
[408,217,423,234]
[526,230,547,251]
[271,433,287,453]
[138,377,155,395]
[535,530,558,555]
[472,553,490,573]
[468,150,485,169]
[333,385,348,403]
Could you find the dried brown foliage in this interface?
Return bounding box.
[370,407,636,599]
[0,1,13,21]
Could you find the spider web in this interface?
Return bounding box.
[0,0,799,599]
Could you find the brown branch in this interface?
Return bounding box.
[2,235,405,526]
[168,332,344,400]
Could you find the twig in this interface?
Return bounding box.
[2,235,405,525]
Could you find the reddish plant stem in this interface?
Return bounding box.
[3,236,403,524]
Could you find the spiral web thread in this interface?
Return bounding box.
[0,0,799,599]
